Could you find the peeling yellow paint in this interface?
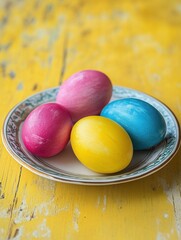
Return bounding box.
[0,0,181,239]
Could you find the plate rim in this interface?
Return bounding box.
[1,86,181,185]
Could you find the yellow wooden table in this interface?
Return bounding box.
[0,0,181,239]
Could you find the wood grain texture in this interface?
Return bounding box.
[0,0,181,239]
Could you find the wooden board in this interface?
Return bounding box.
[0,0,181,239]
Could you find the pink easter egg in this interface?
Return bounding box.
[22,103,73,157]
[56,70,112,122]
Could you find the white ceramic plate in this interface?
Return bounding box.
[2,86,180,185]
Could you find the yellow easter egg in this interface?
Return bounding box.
[70,116,133,174]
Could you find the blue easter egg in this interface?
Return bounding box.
[101,98,166,150]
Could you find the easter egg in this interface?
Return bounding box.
[22,103,73,157]
[101,98,166,150]
[56,70,112,122]
[70,116,133,173]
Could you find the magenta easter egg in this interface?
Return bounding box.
[22,103,73,157]
[56,70,112,122]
